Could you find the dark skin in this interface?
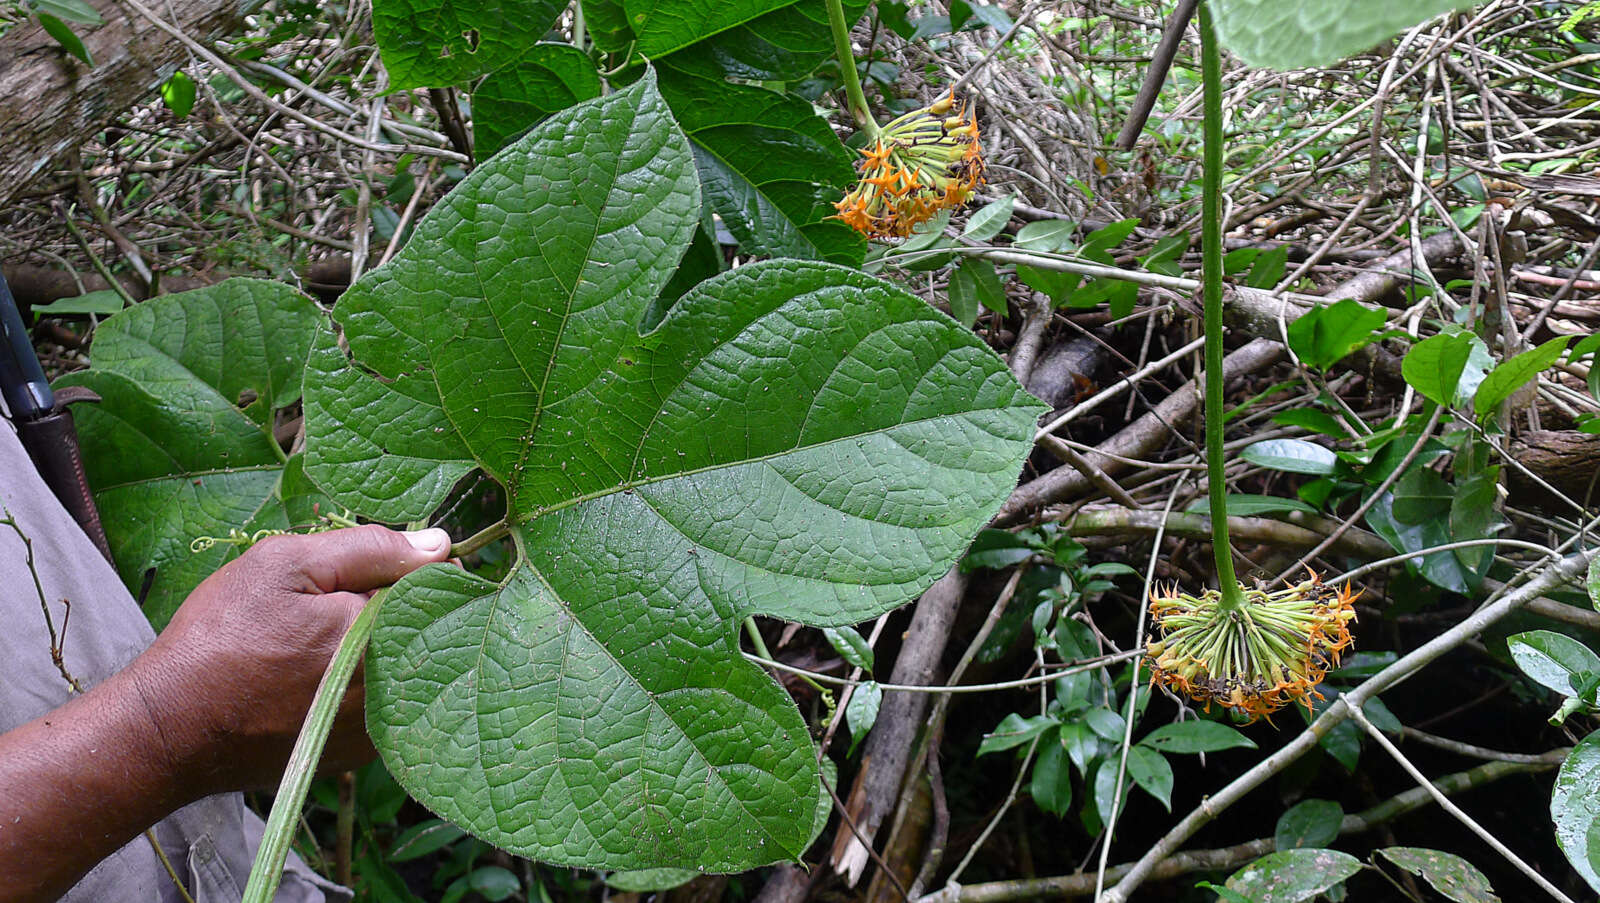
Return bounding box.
[0,524,453,902]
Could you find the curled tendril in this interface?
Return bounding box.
[188,508,359,554]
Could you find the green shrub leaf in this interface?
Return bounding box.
[305,73,1041,870]
[58,279,326,627]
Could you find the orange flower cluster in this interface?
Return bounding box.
[834,93,985,240]
[1143,573,1358,721]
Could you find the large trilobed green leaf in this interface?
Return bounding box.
[371,0,564,89]
[303,72,1043,869]
[55,279,325,627]
[1212,0,1477,70]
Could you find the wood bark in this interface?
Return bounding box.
[0,0,245,208]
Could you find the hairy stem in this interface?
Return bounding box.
[1198,2,1243,610]
[825,0,880,139]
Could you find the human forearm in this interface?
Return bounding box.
[0,656,199,902]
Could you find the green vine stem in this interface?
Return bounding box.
[1198,3,1244,611]
[242,589,388,903]
[451,518,509,559]
[825,0,880,140]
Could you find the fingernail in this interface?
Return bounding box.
[404,528,450,554]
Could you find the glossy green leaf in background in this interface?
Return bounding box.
[304,73,1042,870]
[624,0,795,57]
[371,0,563,89]
[1211,0,1477,70]
[473,43,602,158]
[57,279,326,627]
[659,55,864,265]
[1552,729,1600,894]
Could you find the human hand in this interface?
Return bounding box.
[126,524,452,795]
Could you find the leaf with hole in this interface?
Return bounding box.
[370,0,564,89]
[304,74,1042,869]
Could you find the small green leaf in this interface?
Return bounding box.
[32,0,101,25]
[1016,264,1080,307]
[1402,332,1476,408]
[159,70,196,120]
[1029,730,1074,816]
[979,713,1058,756]
[964,195,1015,241]
[605,869,697,893]
[1091,757,1131,826]
[1378,847,1500,903]
[1125,746,1173,811]
[1240,438,1337,475]
[1552,730,1600,894]
[1211,0,1474,70]
[1474,335,1574,420]
[1245,244,1288,288]
[1014,220,1075,252]
[1287,299,1388,371]
[961,529,1037,572]
[1084,707,1127,742]
[1138,720,1257,754]
[468,866,521,901]
[1185,494,1317,518]
[823,627,874,673]
[35,12,92,65]
[1274,799,1343,850]
[29,289,124,318]
[1225,849,1362,902]
[389,819,466,862]
[845,680,883,754]
[1509,630,1600,698]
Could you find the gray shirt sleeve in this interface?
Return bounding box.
[0,420,349,903]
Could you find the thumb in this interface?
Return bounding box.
[287,524,453,594]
